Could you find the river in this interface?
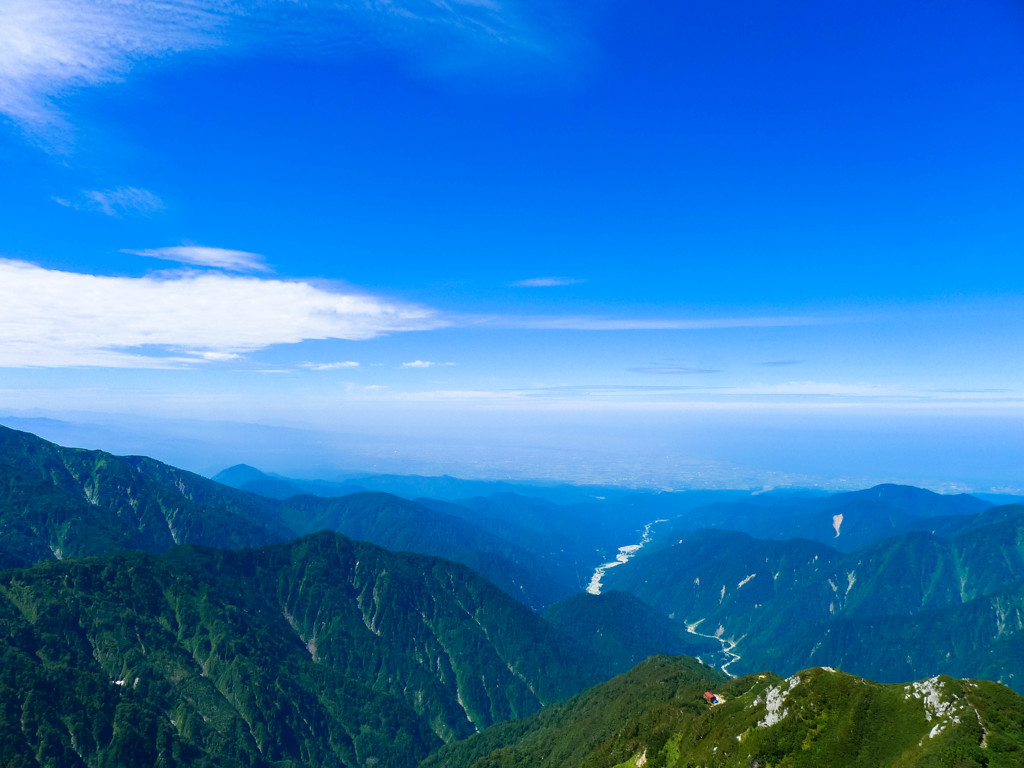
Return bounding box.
[686,618,743,678]
[585,519,665,595]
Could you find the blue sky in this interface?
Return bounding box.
[1,0,1023,489]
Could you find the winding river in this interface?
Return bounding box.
[686,618,743,678]
[585,520,744,678]
[586,519,665,595]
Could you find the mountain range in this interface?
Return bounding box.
[651,483,994,552]
[604,501,1024,690]
[0,425,589,610]
[3,422,1024,766]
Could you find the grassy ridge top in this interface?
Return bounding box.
[425,656,1024,768]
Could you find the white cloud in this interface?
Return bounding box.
[302,361,360,371]
[402,360,456,368]
[511,277,582,287]
[731,381,896,397]
[0,0,222,138]
[53,186,163,216]
[0,259,445,368]
[485,315,822,331]
[340,383,1024,411]
[124,246,268,273]
[0,0,553,139]
[629,366,723,375]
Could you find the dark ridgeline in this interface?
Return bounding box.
[0,424,575,610]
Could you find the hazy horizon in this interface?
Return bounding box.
[2,408,1022,497]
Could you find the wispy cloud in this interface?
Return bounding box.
[528,384,731,393]
[0,259,444,368]
[511,277,582,287]
[629,366,723,375]
[302,361,360,371]
[0,0,554,141]
[0,0,222,139]
[52,186,163,216]
[345,382,1024,410]
[731,381,897,397]
[124,246,269,273]
[402,360,456,368]
[931,388,1011,394]
[486,315,822,331]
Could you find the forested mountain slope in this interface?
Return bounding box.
[604,505,1024,690]
[279,492,574,608]
[542,591,721,673]
[0,424,287,569]
[0,425,572,609]
[0,531,603,767]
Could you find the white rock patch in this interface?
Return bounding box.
[755,674,801,728]
[904,677,964,739]
[737,573,756,589]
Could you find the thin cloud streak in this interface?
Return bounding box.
[481,314,824,331]
[0,259,444,368]
[125,246,269,273]
[341,386,1024,413]
[302,361,360,371]
[347,383,1024,411]
[629,366,723,375]
[402,360,456,368]
[511,277,582,287]
[53,186,163,216]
